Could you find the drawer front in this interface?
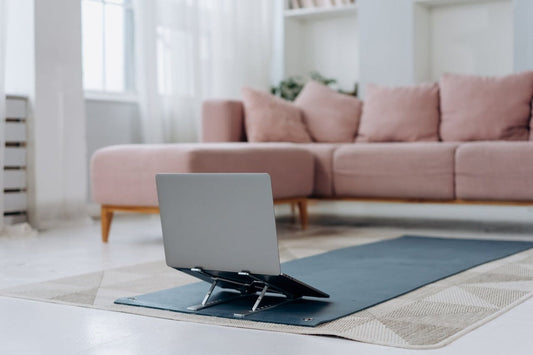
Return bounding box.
[6,98,27,119]
[4,147,26,167]
[5,122,26,142]
[4,170,26,189]
[4,192,27,212]
[3,214,27,225]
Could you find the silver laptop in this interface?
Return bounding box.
[156,173,328,309]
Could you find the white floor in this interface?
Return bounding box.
[2,202,533,355]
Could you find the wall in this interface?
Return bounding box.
[358,0,418,96]
[428,0,513,81]
[271,0,285,85]
[85,99,141,205]
[413,3,430,83]
[355,1,425,89]
[4,0,34,96]
[513,0,533,72]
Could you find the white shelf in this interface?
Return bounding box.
[416,0,507,8]
[284,4,357,21]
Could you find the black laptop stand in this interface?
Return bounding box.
[179,267,329,318]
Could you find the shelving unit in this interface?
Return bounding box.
[3,96,29,225]
[279,0,359,92]
[276,0,518,96]
[413,0,513,82]
[284,3,358,21]
[415,0,506,7]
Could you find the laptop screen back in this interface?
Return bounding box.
[156,173,281,275]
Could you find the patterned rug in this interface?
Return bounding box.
[2,229,533,349]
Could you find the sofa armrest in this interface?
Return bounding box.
[201,99,246,142]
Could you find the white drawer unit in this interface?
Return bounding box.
[6,97,27,119]
[4,214,27,225]
[3,96,29,225]
[3,192,27,212]
[4,147,26,167]
[4,170,26,189]
[5,121,27,142]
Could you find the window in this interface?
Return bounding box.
[81,0,135,94]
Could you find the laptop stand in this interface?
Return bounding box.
[182,267,308,318]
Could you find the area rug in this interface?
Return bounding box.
[2,232,533,349]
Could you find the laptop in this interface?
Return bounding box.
[156,173,328,313]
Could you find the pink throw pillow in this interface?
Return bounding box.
[294,81,363,143]
[356,83,440,142]
[531,100,533,140]
[241,87,311,143]
[440,72,533,141]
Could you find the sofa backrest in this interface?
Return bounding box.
[201,99,246,143]
[201,72,533,144]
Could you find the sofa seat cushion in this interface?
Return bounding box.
[91,143,314,206]
[299,144,341,197]
[456,142,533,201]
[333,143,458,199]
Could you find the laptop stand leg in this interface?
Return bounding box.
[252,285,268,312]
[187,280,247,311]
[201,280,218,306]
[183,269,310,317]
[234,286,299,318]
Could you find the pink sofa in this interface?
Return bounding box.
[91,72,533,242]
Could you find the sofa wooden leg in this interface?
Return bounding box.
[101,206,114,243]
[297,199,308,230]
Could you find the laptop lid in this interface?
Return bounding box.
[156,173,281,275]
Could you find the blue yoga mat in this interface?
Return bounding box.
[115,236,533,327]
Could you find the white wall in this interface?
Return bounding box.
[358,0,418,96]
[428,0,513,81]
[513,0,533,72]
[5,0,34,96]
[85,99,141,203]
[32,0,88,229]
[271,0,285,85]
[413,3,431,83]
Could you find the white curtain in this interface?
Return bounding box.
[0,0,6,234]
[135,0,273,143]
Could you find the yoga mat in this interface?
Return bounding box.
[115,235,533,327]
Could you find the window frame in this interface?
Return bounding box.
[81,0,137,101]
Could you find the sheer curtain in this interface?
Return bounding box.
[0,0,6,234]
[135,0,273,143]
